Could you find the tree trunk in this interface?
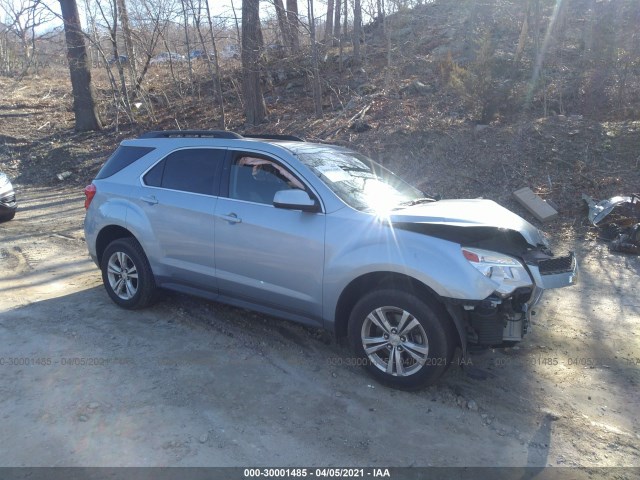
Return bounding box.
[333,0,341,47]
[242,0,266,125]
[353,0,362,65]
[514,3,529,64]
[116,0,137,89]
[308,0,323,117]
[384,9,392,87]
[339,0,347,71]
[286,0,300,51]
[107,0,132,118]
[274,0,292,51]
[324,0,334,43]
[180,0,194,90]
[58,0,102,131]
[203,0,226,127]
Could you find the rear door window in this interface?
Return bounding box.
[143,148,226,196]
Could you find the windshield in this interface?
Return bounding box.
[294,146,426,213]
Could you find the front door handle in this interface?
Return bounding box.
[141,195,158,205]
[217,212,242,224]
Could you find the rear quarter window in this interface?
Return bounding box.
[96,146,155,179]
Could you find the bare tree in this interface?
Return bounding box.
[0,0,53,74]
[132,0,168,94]
[179,0,194,88]
[324,0,334,42]
[514,1,529,63]
[0,22,14,74]
[95,0,132,116]
[353,0,362,64]
[242,0,266,125]
[58,0,103,131]
[376,0,384,21]
[200,0,226,126]
[286,0,300,51]
[332,0,341,47]
[230,0,241,46]
[339,0,347,70]
[116,0,137,84]
[308,0,322,117]
[273,0,292,51]
[81,0,126,125]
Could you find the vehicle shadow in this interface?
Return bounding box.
[0,283,520,466]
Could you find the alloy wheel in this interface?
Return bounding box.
[107,251,139,300]
[361,306,429,377]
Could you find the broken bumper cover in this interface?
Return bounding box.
[527,252,579,290]
[458,252,577,347]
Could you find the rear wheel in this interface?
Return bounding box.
[348,289,455,390]
[101,238,157,309]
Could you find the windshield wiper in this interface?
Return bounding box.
[397,197,436,207]
[339,166,372,173]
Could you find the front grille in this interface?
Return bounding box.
[538,253,575,275]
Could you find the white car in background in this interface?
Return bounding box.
[150,52,185,65]
[220,44,240,59]
[0,172,17,221]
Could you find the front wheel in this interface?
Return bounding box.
[101,237,157,309]
[348,289,455,390]
[0,210,15,222]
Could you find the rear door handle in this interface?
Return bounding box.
[141,195,158,205]
[217,212,242,224]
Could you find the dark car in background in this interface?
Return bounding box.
[108,55,128,65]
[0,172,17,221]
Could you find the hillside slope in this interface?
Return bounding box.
[0,0,638,240]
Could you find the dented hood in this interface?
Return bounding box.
[389,199,546,247]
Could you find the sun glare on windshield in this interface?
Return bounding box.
[363,179,407,218]
[295,146,424,214]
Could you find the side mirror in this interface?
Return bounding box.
[273,189,319,212]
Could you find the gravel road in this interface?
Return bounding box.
[1,185,638,468]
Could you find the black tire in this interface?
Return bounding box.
[101,237,157,309]
[348,289,455,390]
[0,210,16,222]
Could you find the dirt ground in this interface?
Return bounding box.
[1,184,638,469]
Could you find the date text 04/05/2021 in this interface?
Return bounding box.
[243,468,391,478]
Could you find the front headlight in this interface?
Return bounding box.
[462,247,533,296]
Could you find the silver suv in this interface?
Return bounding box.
[84,130,578,389]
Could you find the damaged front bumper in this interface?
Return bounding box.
[456,251,578,347]
[527,251,579,289]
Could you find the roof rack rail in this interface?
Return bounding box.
[244,134,305,142]
[139,130,242,139]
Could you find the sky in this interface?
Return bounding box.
[3,0,329,33]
